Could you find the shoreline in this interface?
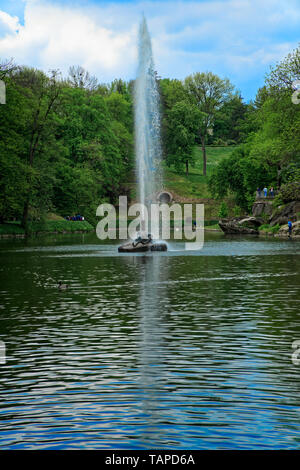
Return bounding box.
[2,229,300,240]
[0,229,94,239]
[0,227,223,240]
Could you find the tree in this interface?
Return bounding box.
[14,68,62,229]
[0,67,63,226]
[0,153,28,223]
[68,65,98,91]
[267,43,300,89]
[165,100,205,175]
[210,95,248,144]
[159,78,188,109]
[105,91,133,132]
[184,72,235,175]
[209,145,273,210]
[109,78,130,96]
[248,88,300,187]
[0,62,136,227]
[0,58,16,79]
[52,85,133,209]
[210,44,300,210]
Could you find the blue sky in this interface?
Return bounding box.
[0,0,299,101]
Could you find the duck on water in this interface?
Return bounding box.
[58,281,69,289]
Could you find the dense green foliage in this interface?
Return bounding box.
[183,72,236,175]
[160,74,241,176]
[208,144,273,209]
[209,45,300,210]
[278,181,300,203]
[209,95,248,145]
[164,100,204,175]
[0,219,94,235]
[1,43,299,229]
[0,66,133,228]
[218,202,229,218]
[162,146,233,200]
[259,223,280,234]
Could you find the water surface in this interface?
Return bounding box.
[0,233,300,449]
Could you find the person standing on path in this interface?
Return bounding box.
[288,220,293,238]
[263,187,268,197]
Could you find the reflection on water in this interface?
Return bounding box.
[0,233,300,449]
[137,256,169,449]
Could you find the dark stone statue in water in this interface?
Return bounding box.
[118,232,167,252]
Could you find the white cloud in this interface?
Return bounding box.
[0,9,20,35]
[0,0,299,98]
[0,1,138,79]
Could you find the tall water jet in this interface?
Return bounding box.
[135,17,163,221]
[118,17,167,252]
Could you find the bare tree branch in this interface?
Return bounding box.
[68,65,98,91]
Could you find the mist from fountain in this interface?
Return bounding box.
[118,17,167,252]
[134,17,163,229]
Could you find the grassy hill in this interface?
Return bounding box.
[127,145,237,221]
[162,145,238,220]
[163,145,234,200]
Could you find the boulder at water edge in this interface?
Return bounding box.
[218,217,261,235]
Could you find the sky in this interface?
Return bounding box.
[0,0,299,101]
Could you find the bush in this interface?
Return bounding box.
[259,224,270,231]
[28,220,94,234]
[270,223,280,233]
[280,164,300,184]
[233,206,242,217]
[278,181,300,203]
[259,223,280,233]
[272,193,284,207]
[213,138,228,146]
[218,202,229,218]
[0,222,25,235]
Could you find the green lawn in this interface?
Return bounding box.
[0,222,25,235]
[163,145,234,199]
[0,219,94,236]
[127,145,236,219]
[29,220,94,233]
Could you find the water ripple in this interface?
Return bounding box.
[0,236,300,449]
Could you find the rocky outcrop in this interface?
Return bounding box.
[218,217,260,235]
[239,216,265,228]
[220,196,300,236]
[252,200,273,217]
[276,221,300,238]
[269,201,300,226]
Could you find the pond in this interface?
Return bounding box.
[0,232,300,449]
